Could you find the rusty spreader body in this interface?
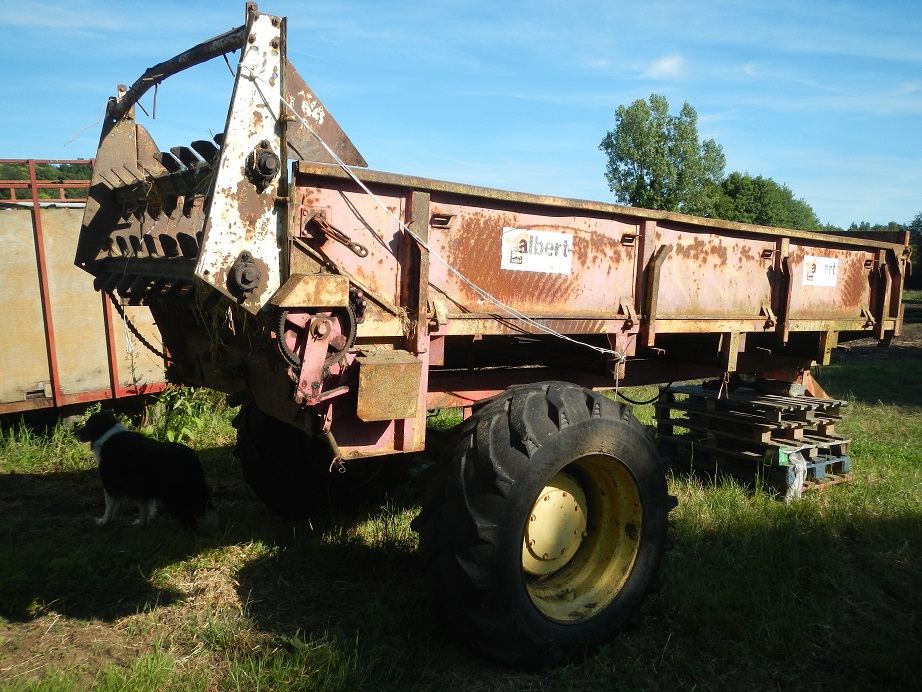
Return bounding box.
[75,3,910,669]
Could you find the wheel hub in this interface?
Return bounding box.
[522,472,588,576]
[522,454,645,624]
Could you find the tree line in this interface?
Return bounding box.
[599,94,920,287]
[0,161,93,200]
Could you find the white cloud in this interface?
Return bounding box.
[738,86,922,117]
[642,55,686,80]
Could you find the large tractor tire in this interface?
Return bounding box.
[233,403,405,520]
[412,381,675,668]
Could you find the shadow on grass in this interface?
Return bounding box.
[0,443,431,625]
[820,356,922,407]
[0,458,222,623]
[0,475,182,620]
[1,344,919,688]
[226,474,922,689]
[0,433,484,687]
[0,443,280,621]
[1,433,921,689]
[655,489,922,690]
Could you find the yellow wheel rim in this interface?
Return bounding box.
[522,454,643,623]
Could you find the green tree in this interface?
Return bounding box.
[845,218,920,289]
[599,94,725,216]
[909,213,922,236]
[715,172,820,231]
[903,213,921,290]
[847,221,904,234]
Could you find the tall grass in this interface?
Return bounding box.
[0,418,92,474]
[0,386,235,475]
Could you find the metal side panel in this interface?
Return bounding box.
[196,10,284,313]
[426,200,639,317]
[112,305,166,391]
[2,204,166,409]
[785,243,875,321]
[649,221,776,320]
[43,208,112,397]
[0,207,52,403]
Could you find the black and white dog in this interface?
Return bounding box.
[76,411,217,532]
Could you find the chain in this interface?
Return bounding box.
[308,215,369,257]
[106,291,171,362]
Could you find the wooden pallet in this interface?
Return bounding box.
[665,442,852,495]
[656,384,852,497]
[661,384,847,423]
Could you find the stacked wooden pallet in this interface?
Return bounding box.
[655,384,852,496]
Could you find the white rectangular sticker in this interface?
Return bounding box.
[802,256,838,287]
[501,227,573,274]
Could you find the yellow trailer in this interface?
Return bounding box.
[0,160,165,415]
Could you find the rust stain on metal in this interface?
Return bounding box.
[737,243,755,263]
[446,211,504,291]
[710,241,728,266]
[302,191,321,208]
[588,230,623,266]
[673,236,708,263]
[441,210,582,310]
[840,253,870,308]
[356,350,422,421]
[232,177,273,237]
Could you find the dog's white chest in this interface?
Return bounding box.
[91,423,129,464]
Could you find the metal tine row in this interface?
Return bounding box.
[97,133,226,272]
[109,230,203,259]
[95,271,196,304]
[153,133,223,174]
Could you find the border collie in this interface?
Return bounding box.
[76,411,217,532]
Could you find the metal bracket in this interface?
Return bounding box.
[619,298,639,329]
[428,297,449,328]
[641,243,672,347]
[304,213,369,257]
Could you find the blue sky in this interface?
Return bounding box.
[2,0,920,229]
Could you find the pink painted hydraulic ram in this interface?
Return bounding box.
[75,3,910,669]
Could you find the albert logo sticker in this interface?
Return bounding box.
[802,255,838,287]
[501,227,574,274]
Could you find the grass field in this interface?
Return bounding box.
[1,299,920,690]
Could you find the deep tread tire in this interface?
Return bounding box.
[412,382,673,668]
[234,403,405,520]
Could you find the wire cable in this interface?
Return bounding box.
[244,66,625,363]
[106,291,171,362]
[615,384,673,406]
